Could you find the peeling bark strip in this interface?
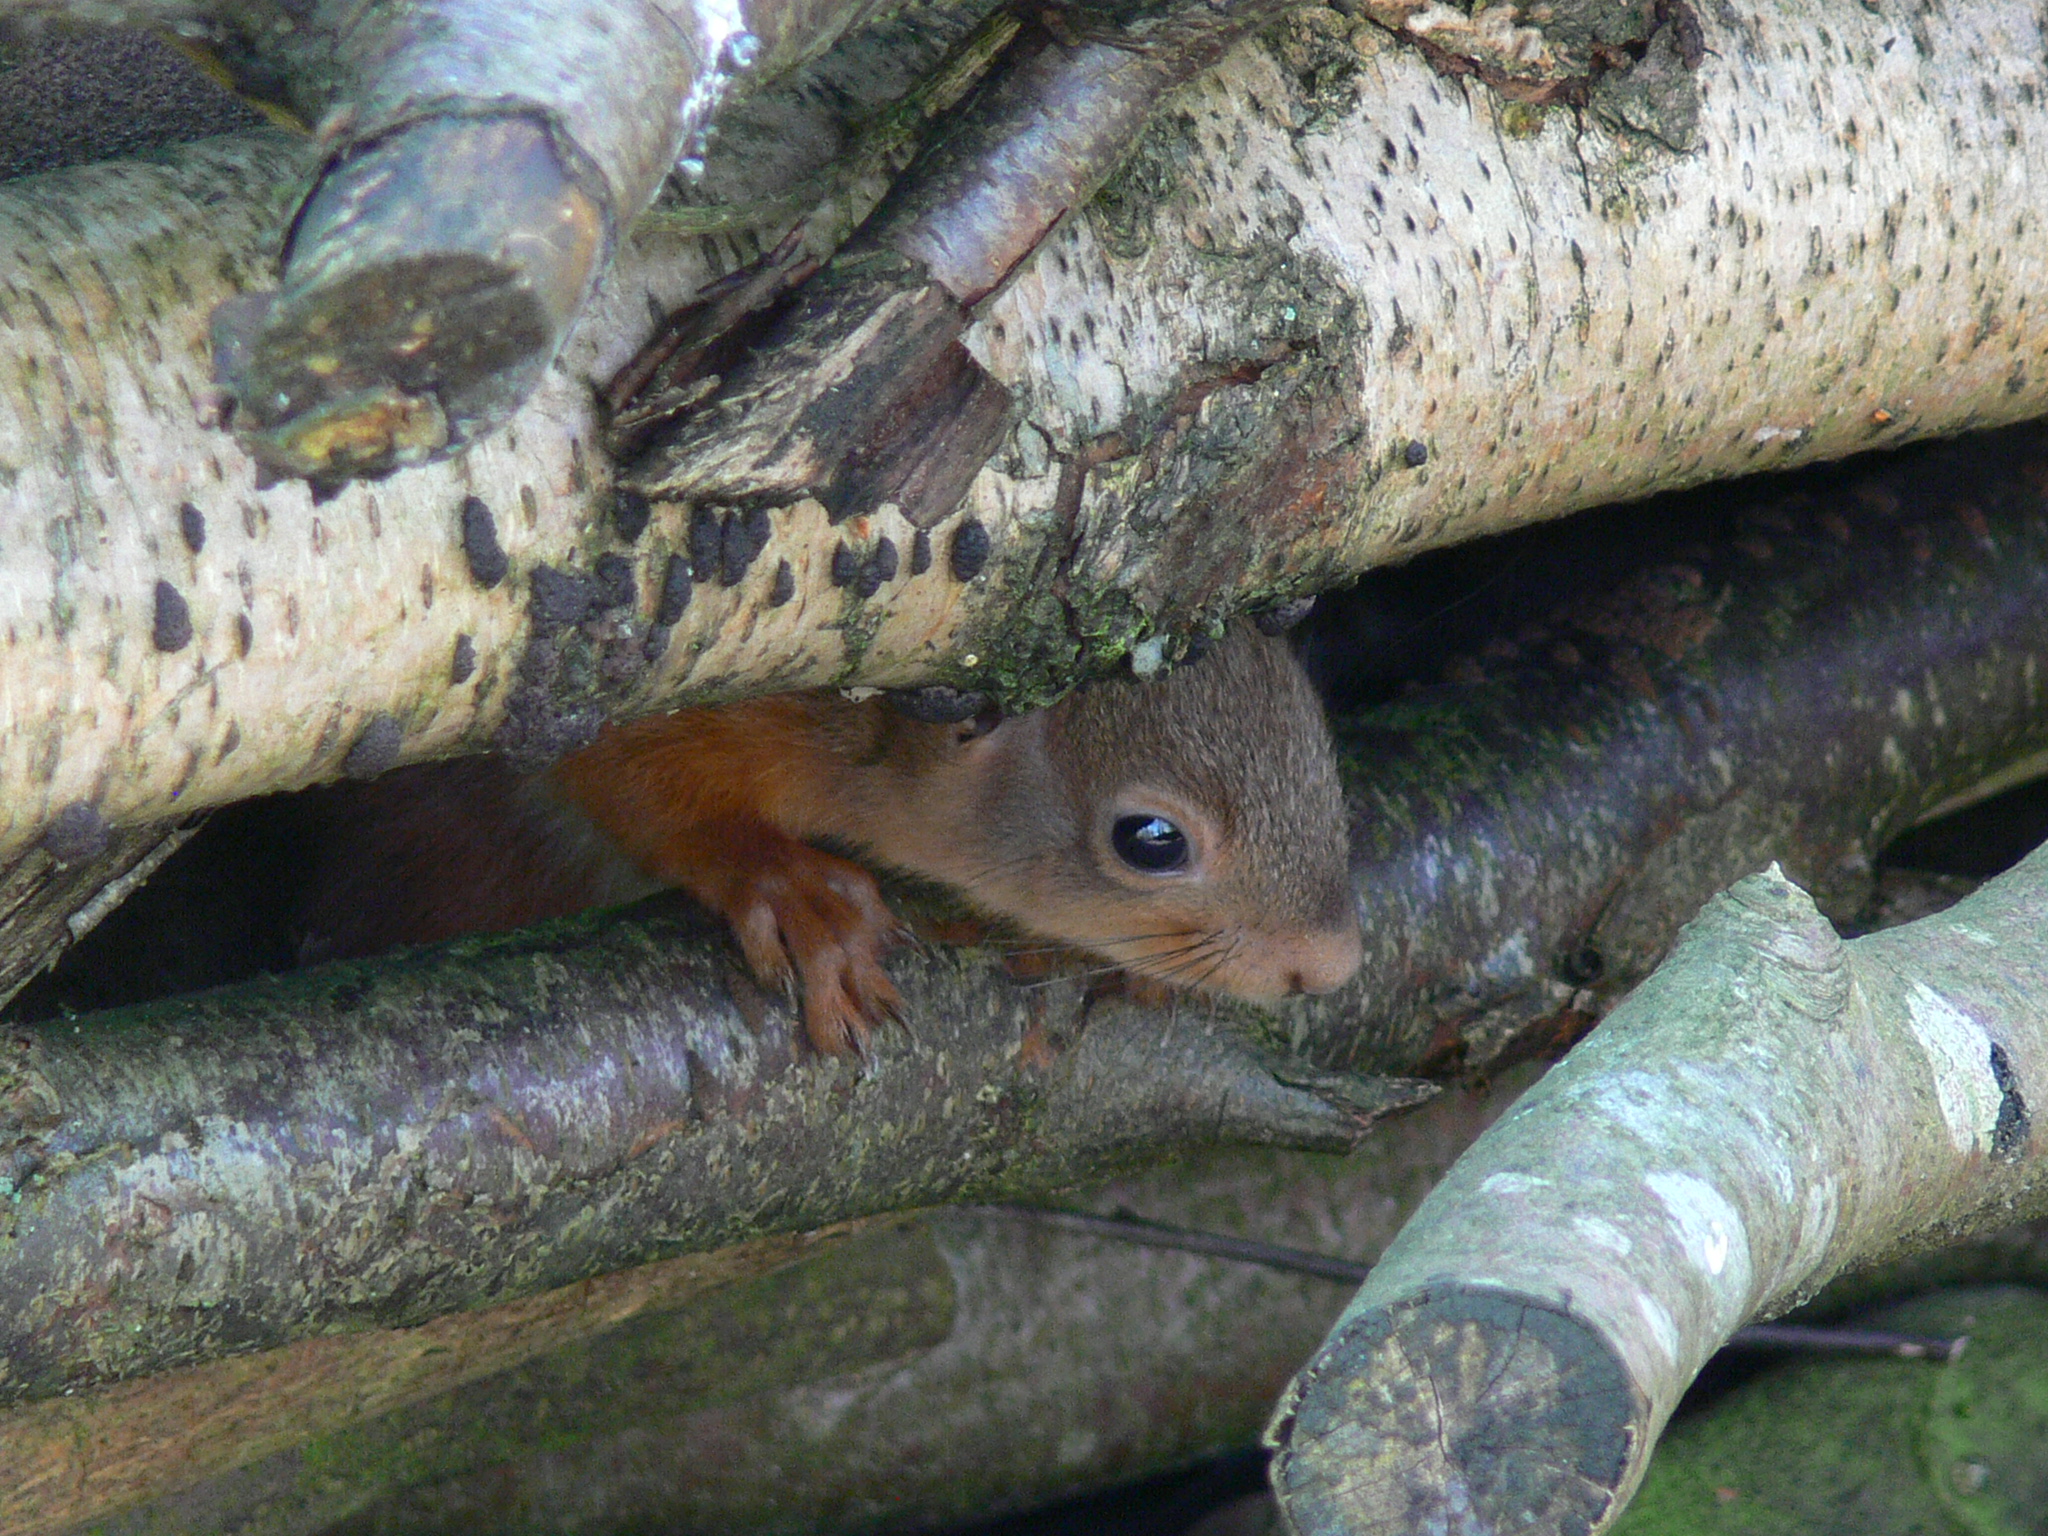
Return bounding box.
[0,824,197,1012]
[12,1,2048,859]
[619,0,1301,524]
[0,902,1417,1407]
[1269,847,2048,1535]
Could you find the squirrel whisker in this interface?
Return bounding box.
[996,929,1204,956]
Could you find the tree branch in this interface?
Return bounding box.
[207,0,904,482]
[1300,422,2048,1074]
[1267,846,2048,1535]
[0,899,1424,1406]
[2,1084,1527,1536]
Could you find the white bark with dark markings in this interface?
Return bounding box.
[5,0,2048,864]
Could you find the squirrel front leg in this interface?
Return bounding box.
[634,815,904,1056]
[549,702,905,1057]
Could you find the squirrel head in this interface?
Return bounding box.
[910,624,1362,1003]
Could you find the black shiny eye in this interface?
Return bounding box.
[1111,814,1188,873]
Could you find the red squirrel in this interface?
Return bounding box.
[297,624,1363,1054]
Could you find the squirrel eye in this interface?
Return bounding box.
[1111,814,1189,873]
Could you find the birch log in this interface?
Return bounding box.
[7,0,2048,865]
[1267,846,2048,1535]
[187,0,899,483]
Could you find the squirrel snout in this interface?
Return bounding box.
[1202,925,1360,1002]
[1289,922,1365,995]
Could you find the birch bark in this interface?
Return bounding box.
[6,0,2048,861]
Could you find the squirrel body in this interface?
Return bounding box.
[300,625,1362,1054]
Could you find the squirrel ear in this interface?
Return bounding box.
[954,705,1005,745]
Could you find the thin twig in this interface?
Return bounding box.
[983,1205,1968,1360]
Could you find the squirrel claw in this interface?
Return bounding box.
[721,840,904,1058]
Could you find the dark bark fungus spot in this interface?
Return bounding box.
[655,553,693,624]
[152,580,193,652]
[688,504,725,581]
[178,501,206,554]
[343,714,405,780]
[1556,944,1605,986]
[1990,1041,2030,1161]
[451,633,477,684]
[950,519,991,581]
[460,495,509,588]
[854,538,898,598]
[719,508,773,587]
[40,800,110,863]
[594,553,636,611]
[491,689,605,764]
[611,487,652,543]
[768,559,796,607]
[234,613,254,657]
[1255,596,1318,635]
[830,542,860,587]
[717,519,752,586]
[1404,439,1430,468]
[888,685,991,724]
[530,565,599,632]
[911,528,933,576]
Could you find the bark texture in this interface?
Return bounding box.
[1299,423,2048,1074]
[8,1084,1529,1536]
[196,0,901,481]
[0,24,266,180]
[1268,846,2048,1534]
[0,130,686,860]
[0,896,1421,1407]
[3,1217,906,1536]
[8,0,2048,864]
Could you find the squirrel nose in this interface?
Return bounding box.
[1288,922,1365,995]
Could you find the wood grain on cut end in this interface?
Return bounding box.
[1270,1288,1644,1536]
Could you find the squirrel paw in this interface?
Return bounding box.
[724,842,905,1057]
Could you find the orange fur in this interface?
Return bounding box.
[549,698,906,1055]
